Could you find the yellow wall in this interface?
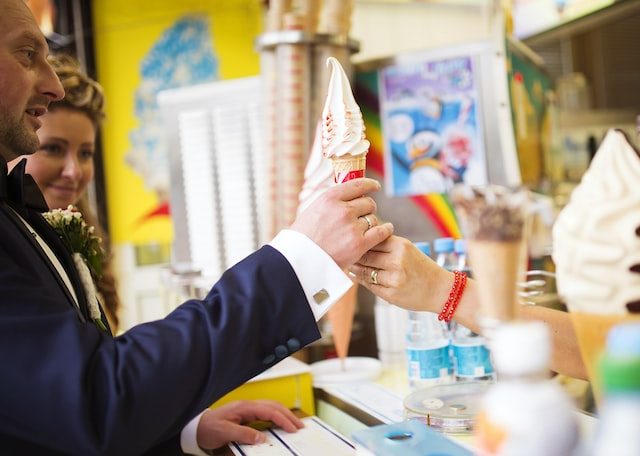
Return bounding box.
[93,0,262,244]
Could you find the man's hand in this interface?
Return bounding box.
[196,400,304,450]
[291,178,393,270]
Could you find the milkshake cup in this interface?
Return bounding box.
[451,185,529,338]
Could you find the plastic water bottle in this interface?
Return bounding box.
[433,237,456,271]
[475,322,579,456]
[405,242,452,390]
[450,323,494,382]
[454,239,471,276]
[450,239,494,382]
[592,322,640,456]
[433,239,456,331]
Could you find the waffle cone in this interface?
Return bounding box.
[330,154,367,183]
[327,285,357,360]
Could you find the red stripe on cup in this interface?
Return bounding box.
[335,169,365,183]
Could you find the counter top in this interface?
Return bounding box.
[218,362,598,454]
[314,361,597,452]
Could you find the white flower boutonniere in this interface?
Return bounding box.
[43,205,107,331]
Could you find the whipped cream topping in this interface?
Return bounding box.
[552,130,640,314]
[321,57,369,158]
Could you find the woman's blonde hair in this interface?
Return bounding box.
[46,54,120,330]
[47,54,105,126]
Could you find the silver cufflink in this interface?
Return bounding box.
[313,289,329,304]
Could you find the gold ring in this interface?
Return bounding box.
[370,269,379,285]
[362,215,373,231]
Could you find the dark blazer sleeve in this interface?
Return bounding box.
[142,435,182,456]
[0,227,320,456]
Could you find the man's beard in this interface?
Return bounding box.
[0,114,39,161]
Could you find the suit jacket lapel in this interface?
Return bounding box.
[27,210,113,335]
[1,201,88,324]
[24,209,91,323]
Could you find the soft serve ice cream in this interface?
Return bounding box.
[321,57,369,183]
[553,129,640,314]
[552,129,640,400]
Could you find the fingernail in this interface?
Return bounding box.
[348,270,356,278]
[255,433,266,444]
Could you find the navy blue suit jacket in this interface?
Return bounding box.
[0,198,320,454]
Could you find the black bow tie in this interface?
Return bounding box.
[0,156,49,215]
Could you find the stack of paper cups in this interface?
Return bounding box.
[260,47,279,240]
[299,0,321,33]
[266,0,292,32]
[321,0,353,38]
[276,13,310,228]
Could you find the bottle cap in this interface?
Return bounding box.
[599,322,640,391]
[606,322,640,357]
[433,237,454,254]
[454,239,466,254]
[491,321,550,376]
[414,241,431,258]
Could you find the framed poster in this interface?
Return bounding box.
[379,54,488,197]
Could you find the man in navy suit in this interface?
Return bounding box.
[0,0,394,454]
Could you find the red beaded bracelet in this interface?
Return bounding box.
[438,270,468,323]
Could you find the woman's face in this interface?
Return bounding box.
[28,107,96,210]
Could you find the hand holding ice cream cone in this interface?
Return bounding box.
[297,56,379,366]
[321,56,369,363]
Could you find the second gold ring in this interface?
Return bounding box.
[370,268,379,285]
[362,215,373,231]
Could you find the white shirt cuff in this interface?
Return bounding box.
[180,411,209,455]
[269,229,353,321]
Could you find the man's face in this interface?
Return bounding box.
[0,0,64,161]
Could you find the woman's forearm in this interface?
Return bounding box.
[439,274,587,379]
[519,305,587,380]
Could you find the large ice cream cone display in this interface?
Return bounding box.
[553,129,640,403]
[452,185,529,335]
